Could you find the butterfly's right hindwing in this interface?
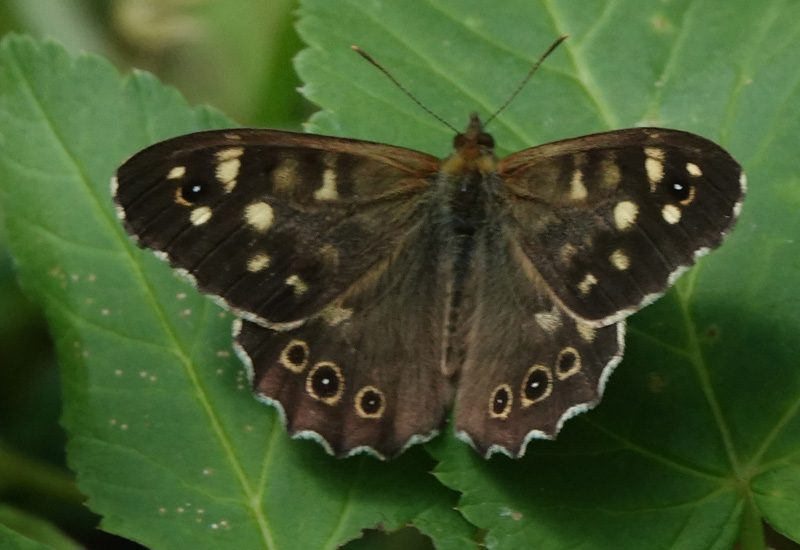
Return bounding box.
[234,209,453,459]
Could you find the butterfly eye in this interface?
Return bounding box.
[477,133,494,148]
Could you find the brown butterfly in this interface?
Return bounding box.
[112,38,744,458]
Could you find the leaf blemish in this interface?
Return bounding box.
[500,507,522,521]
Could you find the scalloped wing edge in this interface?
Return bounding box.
[455,320,626,459]
[231,319,440,460]
[567,172,747,329]
[112,176,306,331]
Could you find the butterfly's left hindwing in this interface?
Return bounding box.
[114,129,439,326]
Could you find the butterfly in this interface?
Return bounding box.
[112,41,745,459]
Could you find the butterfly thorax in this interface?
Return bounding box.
[436,113,499,238]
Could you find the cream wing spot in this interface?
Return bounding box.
[272,156,298,193]
[646,158,664,189]
[215,147,244,193]
[314,169,339,201]
[569,169,588,200]
[686,162,703,177]
[190,206,212,226]
[609,249,630,271]
[662,204,682,224]
[216,159,240,192]
[534,306,562,333]
[613,201,638,230]
[599,155,621,189]
[247,253,271,273]
[577,321,596,343]
[244,202,275,232]
[578,273,598,295]
[167,166,186,179]
[645,147,666,191]
[559,243,578,263]
[217,147,244,161]
[285,274,308,296]
[645,147,665,161]
[321,304,353,326]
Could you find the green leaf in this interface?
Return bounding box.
[0,35,474,550]
[0,505,84,550]
[295,0,800,548]
[3,0,800,547]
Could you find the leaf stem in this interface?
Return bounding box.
[738,496,766,550]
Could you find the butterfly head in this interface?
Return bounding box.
[445,113,497,174]
[456,113,495,149]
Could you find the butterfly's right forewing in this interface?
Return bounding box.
[114,129,439,326]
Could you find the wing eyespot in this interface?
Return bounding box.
[489,384,513,419]
[355,386,386,419]
[177,178,211,205]
[306,362,344,405]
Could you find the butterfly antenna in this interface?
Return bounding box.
[484,35,568,126]
[351,45,459,134]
